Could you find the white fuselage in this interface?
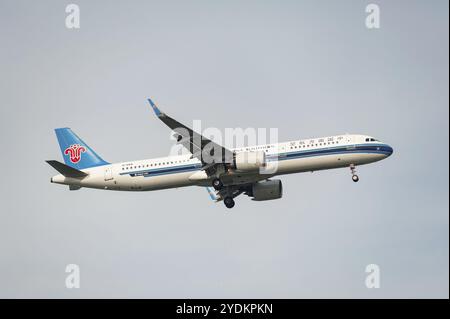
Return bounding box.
[51,134,393,191]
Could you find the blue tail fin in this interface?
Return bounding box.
[54,128,109,170]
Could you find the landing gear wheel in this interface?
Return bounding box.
[212,178,223,190]
[349,164,359,183]
[224,197,235,209]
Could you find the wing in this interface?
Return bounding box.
[148,99,234,170]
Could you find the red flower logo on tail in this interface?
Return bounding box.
[64,144,86,163]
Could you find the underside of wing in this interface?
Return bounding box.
[148,98,234,174]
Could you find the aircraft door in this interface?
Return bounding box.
[277,144,287,159]
[104,166,114,181]
[346,135,356,150]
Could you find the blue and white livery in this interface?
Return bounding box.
[47,99,394,208]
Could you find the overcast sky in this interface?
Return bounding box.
[0,0,448,298]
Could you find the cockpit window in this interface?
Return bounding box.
[366,138,379,142]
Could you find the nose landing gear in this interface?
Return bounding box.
[350,164,359,182]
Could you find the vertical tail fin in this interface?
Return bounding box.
[54,128,109,170]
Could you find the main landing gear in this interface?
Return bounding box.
[350,164,359,182]
[223,196,235,209]
[212,178,223,190]
[211,178,235,208]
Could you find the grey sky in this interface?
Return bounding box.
[0,0,448,298]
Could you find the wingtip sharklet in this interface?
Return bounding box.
[206,187,220,202]
[147,98,162,116]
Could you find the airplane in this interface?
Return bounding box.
[47,99,394,208]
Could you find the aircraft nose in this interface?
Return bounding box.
[385,144,394,157]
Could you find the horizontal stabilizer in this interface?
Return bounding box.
[69,185,82,191]
[46,160,88,178]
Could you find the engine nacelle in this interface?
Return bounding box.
[233,151,266,172]
[251,180,283,201]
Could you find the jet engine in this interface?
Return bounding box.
[250,180,283,201]
[233,151,266,172]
